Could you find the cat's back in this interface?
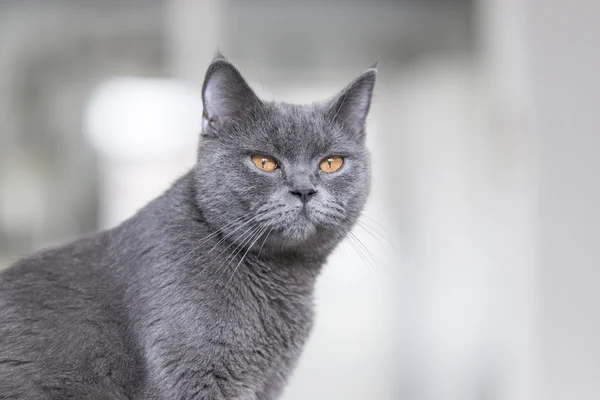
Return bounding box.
[0,231,118,336]
[0,232,141,398]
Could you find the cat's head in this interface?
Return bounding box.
[195,54,376,256]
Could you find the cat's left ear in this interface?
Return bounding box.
[201,53,260,137]
[326,65,377,135]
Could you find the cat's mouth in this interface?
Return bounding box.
[258,200,339,244]
[275,207,319,242]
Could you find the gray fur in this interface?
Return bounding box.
[0,55,376,399]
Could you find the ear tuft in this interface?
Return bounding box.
[327,67,377,134]
[213,50,227,62]
[369,58,379,70]
[201,55,259,136]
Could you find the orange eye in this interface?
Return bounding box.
[319,156,344,173]
[251,155,277,172]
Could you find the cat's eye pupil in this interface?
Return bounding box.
[261,158,266,168]
[328,158,332,168]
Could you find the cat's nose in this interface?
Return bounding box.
[289,188,317,204]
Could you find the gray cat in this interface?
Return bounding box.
[0,53,376,399]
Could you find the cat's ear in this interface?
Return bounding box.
[326,65,377,134]
[201,53,260,136]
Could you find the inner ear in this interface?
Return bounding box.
[201,56,260,136]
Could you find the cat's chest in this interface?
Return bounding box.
[219,272,315,350]
[141,259,319,398]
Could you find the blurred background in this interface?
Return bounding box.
[1,0,598,399]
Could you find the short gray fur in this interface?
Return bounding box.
[0,54,376,399]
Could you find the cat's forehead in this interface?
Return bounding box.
[243,102,349,159]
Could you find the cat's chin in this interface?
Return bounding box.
[260,205,342,249]
[273,213,319,244]
[278,222,317,243]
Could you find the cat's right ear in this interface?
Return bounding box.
[201,54,260,137]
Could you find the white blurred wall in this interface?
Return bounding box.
[519,1,600,400]
[482,1,600,400]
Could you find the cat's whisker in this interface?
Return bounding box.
[339,234,349,263]
[348,236,383,282]
[348,231,385,267]
[347,231,394,279]
[336,224,389,282]
[164,215,256,271]
[218,223,268,282]
[212,223,260,268]
[358,213,396,244]
[197,214,266,265]
[226,224,270,286]
[214,223,264,281]
[355,219,398,253]
[332,226,379,280]
[256,226,274,259]
[326,194,397,255]
[223,224,263,263]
